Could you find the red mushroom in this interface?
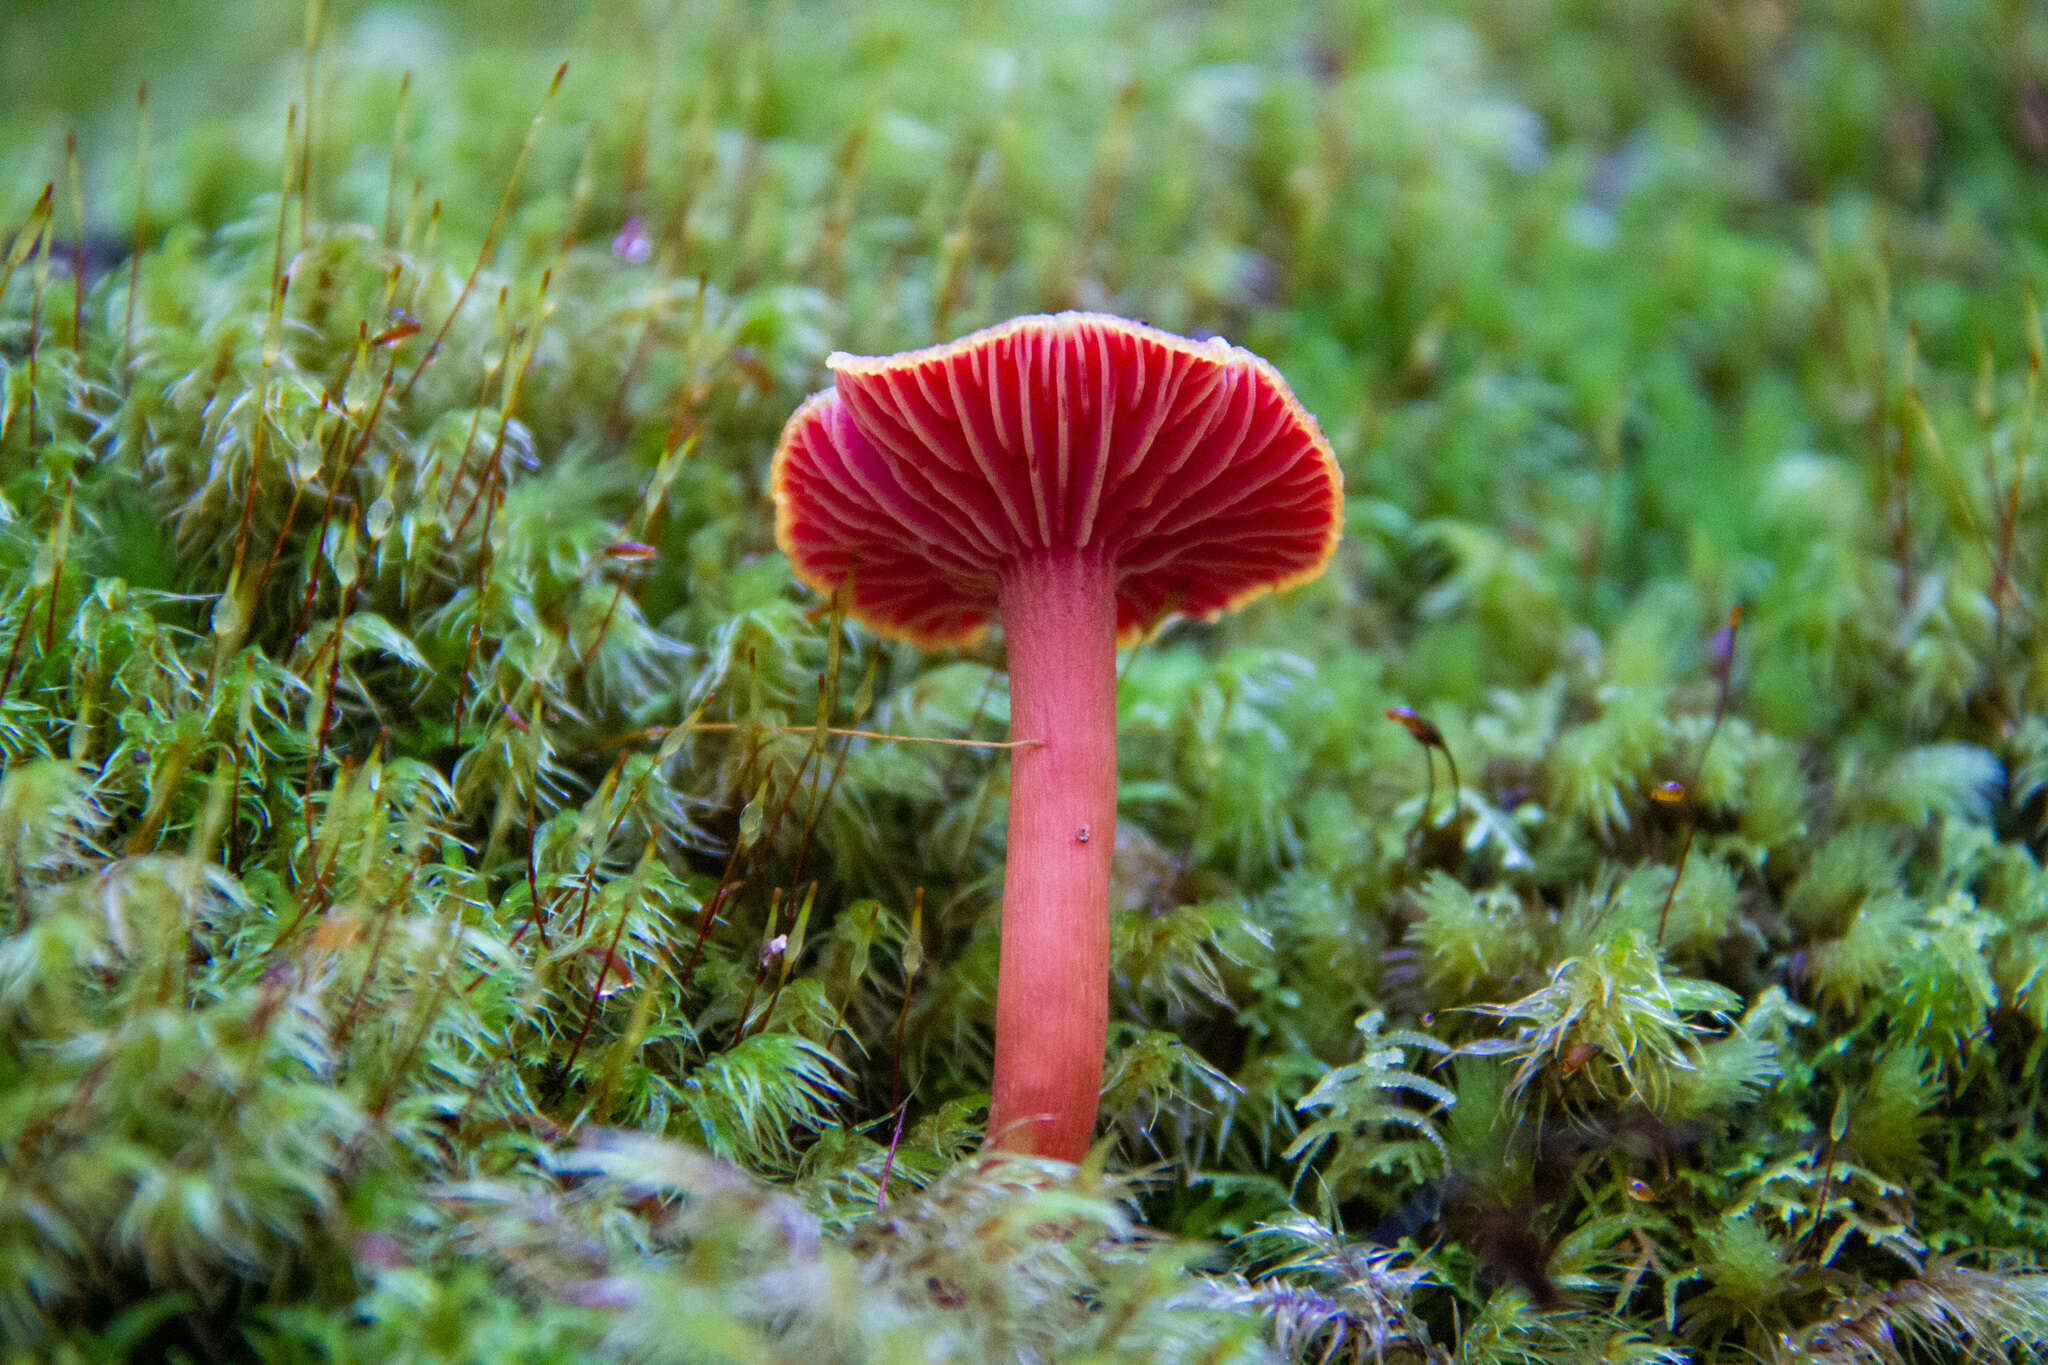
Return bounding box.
[771,312,1342,1160]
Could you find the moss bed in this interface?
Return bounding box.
[4,2,2048,1360]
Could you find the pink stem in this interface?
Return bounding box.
[987,548,1118,1160]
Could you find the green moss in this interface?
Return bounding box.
[4,0,2048,1359]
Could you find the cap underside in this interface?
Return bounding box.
[771,312,1342,648]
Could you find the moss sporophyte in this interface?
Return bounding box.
[771,312,1342,1159]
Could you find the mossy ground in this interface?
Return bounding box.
[4,2,2048,1361]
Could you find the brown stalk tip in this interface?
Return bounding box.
[1386,705,1445,749]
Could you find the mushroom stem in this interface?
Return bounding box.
[988,547,1118,1160]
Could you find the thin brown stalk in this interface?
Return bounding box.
[333,850,425,1050]
[876,887,924,1210]
[726,887,783,1045]
[786,739,852,906]
[0,586,38,702]
[242,350,348,620]
[746,882,815,1044]
[367,956,456,1124]
[288,347,397,650]
[875,1103,911,1211]
[578,575,634,668]
[24,187,50,445]
[39,478,72,655]
[0,184,54,311]
[302,578,358,799]
[567,750,673,939]
[397,63,566,407]
[440,335,502,530]
[1387,705,1461,855]
[298,0,326,249]
[270,107,297,327]
[2,482,73,702]
[403,195,438,311]
[451,270,549,542]
[381,73,411,249]
[620,721,1041,751]
[224,741,246,875]
[123,732,194,856]
[122,85,147,380]
[275,749,367,952]
[812,121,868,295]
[64,132,84,353]
[449,460,503,745]
[1988,312,2038,710]
[557,840,658,1079]
[936,665,998,791]
[523,793,547,948]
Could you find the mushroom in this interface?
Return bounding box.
[771,312,1342,1159]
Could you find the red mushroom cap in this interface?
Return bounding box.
[771,312,1342,647]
